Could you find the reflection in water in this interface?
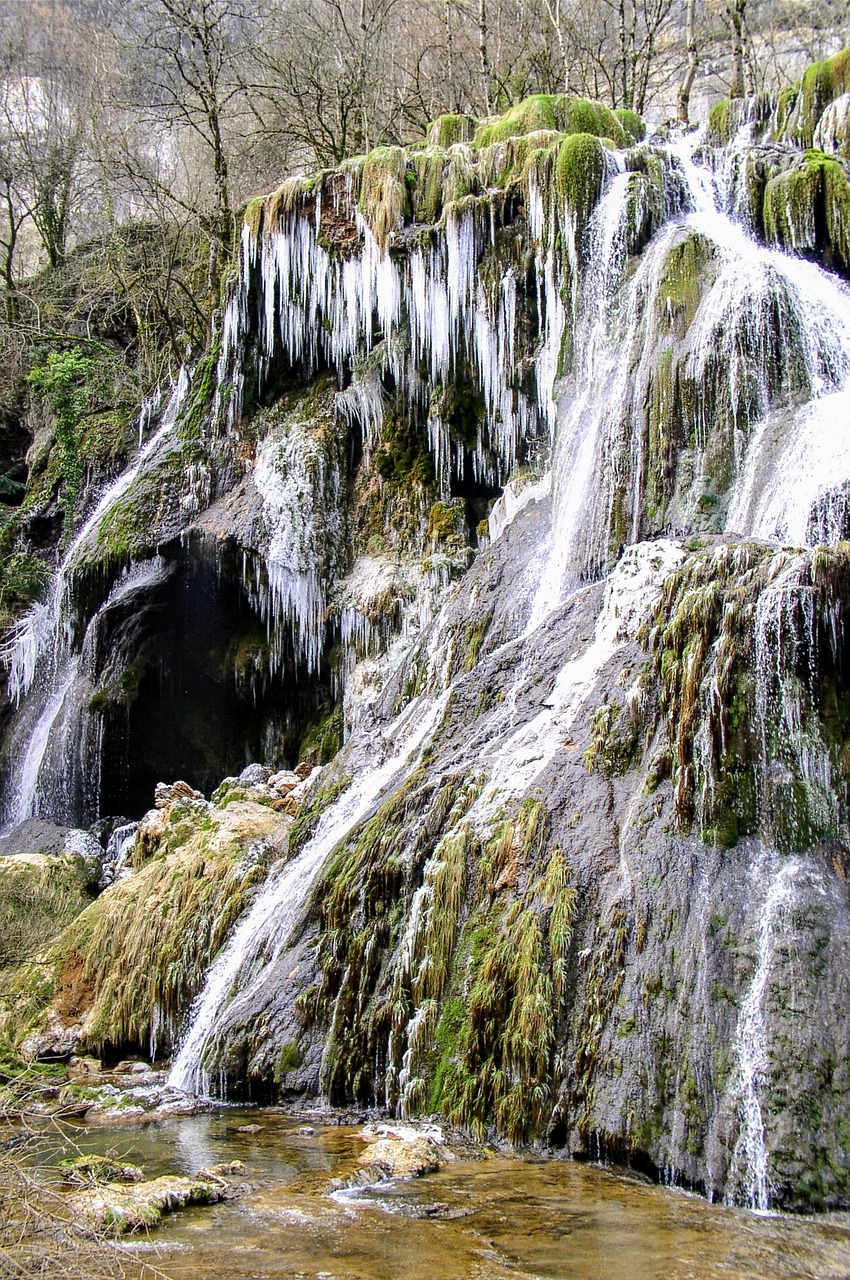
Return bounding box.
[58,1111,850,1280]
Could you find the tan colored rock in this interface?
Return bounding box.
[356,1133,443,1181]
[73,1175,225,1234]
[155,780,205,808]
[269,770,300,794]
[68,1056,102,1076]
[295,761,313,780]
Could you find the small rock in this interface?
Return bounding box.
[68,1056,102,1076]
[154,780,205,809]
[268,770,300,794]
[238,764,273,786]
[59,1154,144,1186]
[356,1135,443,1181]
[297,1125,316,1135]
[236,1123,262,1134]
[73,1174,225,1235]
[294,761,313,780]
[196,1160,246,1180]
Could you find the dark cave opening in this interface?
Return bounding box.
[96,539,335,820]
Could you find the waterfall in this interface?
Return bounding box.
[0,372,189,834]
[167,688,448,1096]
[672,135,850,547]
[727,855,801,1212]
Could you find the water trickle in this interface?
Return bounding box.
[0,375,188,833]
[727,855,801,1212]
[168,689,448,1096]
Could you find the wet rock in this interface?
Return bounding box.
[154,780,206,808]
[0,818,69,859]
[236,1123,263,1134]
[67,1056,102,1076]
[72,1175,225,1234]
[59,1154,144,1186]
[239,764,273,786]
[269,770,300,794]
[355,1124,446,1182]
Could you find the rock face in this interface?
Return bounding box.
[2,57,850,1215]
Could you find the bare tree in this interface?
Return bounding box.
[677,0,699,123]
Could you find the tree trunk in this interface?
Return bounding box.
[619,0,630,107]
[727,0,746,99]
[677,0,698,125]
[478,0,492,113]
[444,0,456,112]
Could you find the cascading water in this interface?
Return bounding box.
[726,855,802,1212]
[168,688,449,1096]
[0,372,189,834]
[674,133,850,547]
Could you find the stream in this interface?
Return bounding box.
[53,1109,850,1279]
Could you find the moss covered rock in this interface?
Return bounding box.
[762,150,850,274]
[4,799,289,1059]
[473,94,626,149]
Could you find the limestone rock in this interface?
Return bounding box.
[239,764,273,786]
[269,770,300,794]
[355,1123,446,1182]
[154,780,205,809]
[72,1175,225,1234]
[59,1154,144,1186]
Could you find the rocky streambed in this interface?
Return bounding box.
[22,1106,850,1279]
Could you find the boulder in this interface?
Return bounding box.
[238,764,273,786]
[59,1154,144,1186]
[355,1124,446,1182]
[72,1175,225,1234]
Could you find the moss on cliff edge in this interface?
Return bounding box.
[473,95,626,149]
[3,801,286,1056]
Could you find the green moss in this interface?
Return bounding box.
[411,149,447,224]
[425,829,574,1143]
[642,541,850,851]
[583,702,640,777]
[0,853,95,974]
[555,134,608,232]
[0,538,49,630]
[473,95,625,149]
[427,114,476,149]
[707,98,741,147]
[299,701,344,765]
[4,805,279,1055]
[762,151,850,274]
[78,409,134,468]
[273,1040,302,1082]
[655,231,716,336]
[462,611,492,674]
[614,109,646,145]
[790,48,850,148]
[427,500,465,546]
[374,410,435,487]
[27,348,95,531]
